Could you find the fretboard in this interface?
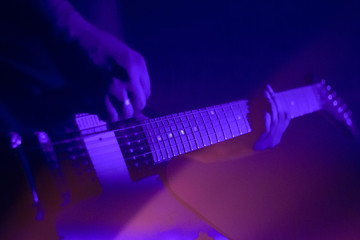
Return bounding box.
[142,100,251,163]
[276,83,322,119]
[73,82,325,182]
[142,83,323,164]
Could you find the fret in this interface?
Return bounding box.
[222,104,239,138]
[165,117,180,157]
[191,111,205,148]
[294,88,304,117]
[300,87,311,116]
[187,112,197,149]
[160,117,175,159]
[238,101,251,133]
[278,90,292,118]
[229,102,244,135]
[154,120,168,161]
[211,106,225,142]
[205,106,219,144]
[176,114,191,153]
[281,91,293,118]
[287,88,303,118]
[231,101,248,134]
[143,122,160,163]
[136,83,327,168]
[216,105,227,141]
[222,104,236,138]
[305,88,316,112]
[166,114,183,155]
[199,110,212,146]
[216,106,232,140]
[297,88,307,116]
[147,121,158,161]
[179,112,195,151]
[146,121,162,162]
[277,85,322,119]
[311,84,322,111]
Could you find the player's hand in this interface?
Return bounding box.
[74,22,150,121]
[250,85,291,150]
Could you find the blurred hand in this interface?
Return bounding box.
[74,21,150,121]
[253,85,291,150]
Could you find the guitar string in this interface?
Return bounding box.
[59,123,252,165]
[76,110,249,150]
[53,84,316,148]
[32,85,317,148]
[52,107,251,160]
[47,93,311,158]
[37,87,319,167]
[48,100,249,147]
[61,93,310,152]
[53,91,318,164]
[47,84,316,148]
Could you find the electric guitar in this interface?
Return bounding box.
[8,80,356,239]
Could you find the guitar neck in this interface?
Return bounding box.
[139,83,323,164]
[276,83,322,119]
[141,100,251,163]
[73,83,324,182]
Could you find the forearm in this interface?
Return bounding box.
[34,0,91,39]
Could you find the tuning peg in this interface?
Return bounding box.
[9,132,22,149]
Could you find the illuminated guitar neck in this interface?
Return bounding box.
[276,83,322,119]
[75,83,323,181]
[141,100,252,163]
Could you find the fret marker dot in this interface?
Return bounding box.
[210,110,215,115]
[157,136,162,141]
[290,101,295,106]
[180,130,185,135]
[237,116,242,120]
[168,133,173,138]
[193,127,198,131]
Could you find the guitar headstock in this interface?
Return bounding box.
[317,79,358,138]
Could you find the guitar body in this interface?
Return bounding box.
[56,175,224,239]
[55,129,225,239]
